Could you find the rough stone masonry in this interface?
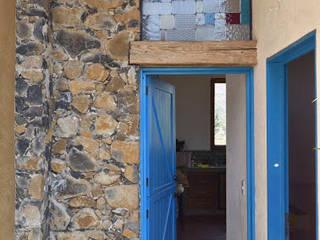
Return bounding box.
[15,0,140,239]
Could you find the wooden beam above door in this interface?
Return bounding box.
[129,41,257,67]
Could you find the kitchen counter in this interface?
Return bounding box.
[183,167,226,173]
[183,167,226,213]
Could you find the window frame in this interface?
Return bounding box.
[210,78,227,150]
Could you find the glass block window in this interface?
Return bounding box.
[142,0,251,41]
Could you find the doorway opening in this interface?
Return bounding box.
[267,31,317,240]
[140,68,255,240]
[288,51,316,239]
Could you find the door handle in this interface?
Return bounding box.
[241,180,246,196]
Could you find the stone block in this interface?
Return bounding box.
[105,76,125,92]
[94,171,120,185]
[56,116,79,138]
[95,115,118,136]
[111,141,139,164]
[105,185,139,210]
[69,81,95,95]
[71,208,99,229]
[124,165,139,183]
[86,63,110,82]
[59,176,91,199]
[72,95,91,114]
[56,30,100,57]
[160,15,174,30]
[64,60,83,80]
[105,31,130,61]
[54,231,101,240]
[51,159,66,174]
[52,7,82,26]
[93,92,116,111]
[75,137,99,153]
[85,0,124,11]
[84,13,116,31]
[23,204,41,227]
[21,71,44,82]
[50,200,71,231]
[175,15,196,29]
[69,196,96,208]
[29,174,44,200]
[69,150,97,172]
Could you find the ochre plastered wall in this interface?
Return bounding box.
[0,0,16,239]
[252,1,320,239]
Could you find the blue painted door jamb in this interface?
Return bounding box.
[267,30,317,240]
[140,67,256,240]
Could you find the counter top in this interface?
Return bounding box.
[183,167,226,173]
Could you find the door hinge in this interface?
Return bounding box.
[285,212,290,239]
[146,178,149,187]
[146,86,148,95]
[146,210,149,219]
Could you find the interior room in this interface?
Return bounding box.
[159,74,247,240]
[287,50,316,239]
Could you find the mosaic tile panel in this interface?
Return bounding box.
[142,0,251,41]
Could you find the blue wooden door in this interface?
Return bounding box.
[146,77,176,240]
[267,62,288,240]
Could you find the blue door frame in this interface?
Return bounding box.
[140,67,255,240]
[267,31,317,240]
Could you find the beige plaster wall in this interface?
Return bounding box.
[160,75,212,150]
[252,1,320,239]
[0,0,16,239]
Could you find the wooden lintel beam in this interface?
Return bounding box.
[129,41,257,67]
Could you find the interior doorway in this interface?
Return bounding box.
[140,68,255,240]
[267,31,317,240]
[288,51,316,239]
[161,75,228,240]
[160,74,248,240]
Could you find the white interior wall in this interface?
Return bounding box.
[160,75,224,150]
[226,74,247,240]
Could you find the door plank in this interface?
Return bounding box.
[147,77,176,240]
[162,195,173,240]
[152,96,173,178]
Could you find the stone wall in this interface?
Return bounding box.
[15,0,140,239]
[15,0,52,238]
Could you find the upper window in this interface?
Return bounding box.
[211,78,226,149]
[142,0,251,41]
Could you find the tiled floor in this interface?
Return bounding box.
[177,215,226,240]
